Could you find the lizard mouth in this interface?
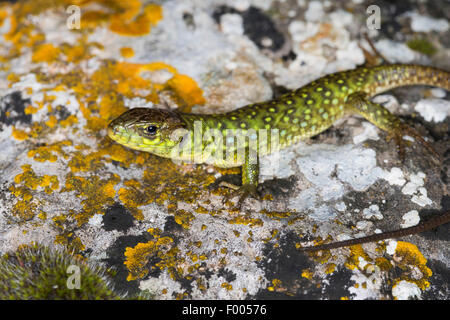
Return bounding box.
[107,123,131,145]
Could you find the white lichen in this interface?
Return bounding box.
[414,99,450,123]
[392,280,422,300]
[401,210,420,228]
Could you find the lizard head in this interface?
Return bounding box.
[107,108,188,158]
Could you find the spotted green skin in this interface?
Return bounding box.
[108,64,449,189]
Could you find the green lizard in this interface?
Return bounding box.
[108,63,449,250]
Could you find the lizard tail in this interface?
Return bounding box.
[300,210,450,252]
[368,64,450,95]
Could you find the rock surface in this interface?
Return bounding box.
[0,0,448,300]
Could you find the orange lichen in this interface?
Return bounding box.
[10,165,60,220]
[27,140,72,162]
[32,43,61,63]
[2,0,210,270]
[0,8,7,27]
[123,231,175,281]
[166,74,206,110]
[109,3,162,36]
[118,180,148,221]
[120,47,135,58]
[24,105,38,114]
[61,173,120,226]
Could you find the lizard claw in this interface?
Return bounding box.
[387,122,441,164]
[219,182,259,209]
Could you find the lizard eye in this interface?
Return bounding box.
[146,125,158,135]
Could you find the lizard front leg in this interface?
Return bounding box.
[346,92,440,162]
[220,148,260,208]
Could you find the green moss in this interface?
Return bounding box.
[406,39,437,57]
[0,243,123,299]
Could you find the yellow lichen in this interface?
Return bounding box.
[54,233,85,252]
[11,126,29,140]
[173,209,195,229]
[45,115,58,128]
[271,278,282,288]
[345,244,372,271]
[301,269,314,280]
[375,257,392,272]
[392,241,432,290]
[118,180,149,221]
[11,122,44,141]
[221,282,233,291]
[59,115,78,127]
[228,215,263,227]
[7,73,20,84]
[325,263,336,274]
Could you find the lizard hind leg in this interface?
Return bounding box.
[346,92,440,163]
[358,33,391,67]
